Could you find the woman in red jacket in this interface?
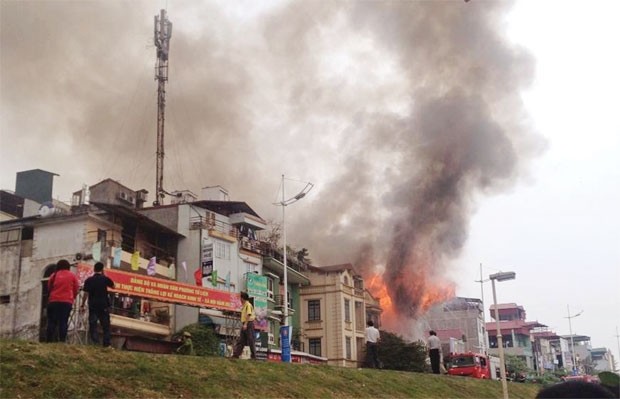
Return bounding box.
[46,259,79,342]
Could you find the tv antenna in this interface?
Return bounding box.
[153,9,172,206]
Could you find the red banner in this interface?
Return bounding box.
[77,264,241,312]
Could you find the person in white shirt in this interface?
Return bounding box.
[427,330,442,374]
[365,320,381,368]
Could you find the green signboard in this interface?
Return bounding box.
[246,273,268,298]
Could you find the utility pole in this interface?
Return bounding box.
[153,9,172,206]
[565,305,583,375]
[615,326,620,372]
[474,263,489,354]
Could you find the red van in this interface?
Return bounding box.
[446,352,492,379]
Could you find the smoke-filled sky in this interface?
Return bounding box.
[2,1,618,358]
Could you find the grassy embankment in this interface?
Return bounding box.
[1,339,541,398]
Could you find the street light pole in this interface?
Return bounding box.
[565,305,583,375]
[275,175,313,363]
[281,174,288,327]
[490,271,516,399]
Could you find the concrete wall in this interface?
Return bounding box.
[0,215,120,341]
[139,206,179,232]
[0,218,88,341]
[173,205,199,331]
[0,239,45,341]
[425,299,486,353]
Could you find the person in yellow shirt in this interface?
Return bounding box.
[232,291,257,359]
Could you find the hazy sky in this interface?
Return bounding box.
[1,0,618,361]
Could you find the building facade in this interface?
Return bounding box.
[2,170,383,364]
[0,202,181,344]
[299,263,376,367]
[425,297,486,355]
[486,303,546,369]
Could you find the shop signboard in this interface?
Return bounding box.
[280,325,292,362]
[246,274,269,330]
[253,297,269,330]
[77,264,241,312]
[246,273,267,297]
[201,237,213,277]
[264,351,325,364]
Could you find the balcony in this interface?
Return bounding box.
[239,237,263,254]
[274,294,295,315]
[229,212,267,231]
[262,257,310,286]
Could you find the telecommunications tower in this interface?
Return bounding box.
[153,9,172,206]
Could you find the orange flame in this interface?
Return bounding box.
[365,271,455,335]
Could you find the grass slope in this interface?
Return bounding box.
[1,339,541,398]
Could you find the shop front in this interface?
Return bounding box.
[76,263,242,352]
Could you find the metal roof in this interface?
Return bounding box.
[190,200,262,218]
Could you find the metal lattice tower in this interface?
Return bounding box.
[153,9,172,206]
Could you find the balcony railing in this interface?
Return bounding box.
[274,294,293,312]
[260,242,309,273]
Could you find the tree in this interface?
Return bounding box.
[263,221,282,247]
[296,248,311,264]
[504,355,530,380]
[176,323,220,356]
[375,330,427,372]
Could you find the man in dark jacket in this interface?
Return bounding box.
[80,262,115,347]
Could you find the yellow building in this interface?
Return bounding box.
[299,263,382,367]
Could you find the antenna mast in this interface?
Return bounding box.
[153,9,172,206]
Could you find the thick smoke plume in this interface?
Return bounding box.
[1,1,544,333]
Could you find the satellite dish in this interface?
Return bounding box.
[38,202,55,218]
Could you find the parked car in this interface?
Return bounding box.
[561,375,600,384]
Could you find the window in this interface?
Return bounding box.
[21,227,33,240]
[0,295,10,304]
[346,337,352,359]
[344,275,349,286]
[214,241,230,260]
[267,278,274,300]
[309,338,321,357]
[97,229,107,243]
[245,262,257,274]
[308,300,321,321]
[344,299,351,322]
[355,301,364,330]
[452,356,475,367]
[0,229,20,243]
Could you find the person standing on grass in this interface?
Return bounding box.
[428,330,442,374]
[232,291,256,359]
[365,320,381,368]
[46,259,79,342]
[176,331,195,356]
[80,262,115,347]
